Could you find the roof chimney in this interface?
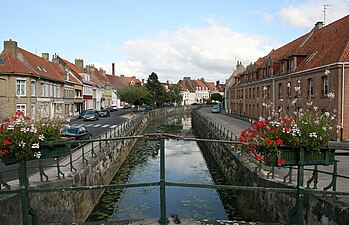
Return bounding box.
[42,53,49,61]
[112,63,115,75]
[314,21,324,30]
[4,39,18,56]
[75,59,84,71]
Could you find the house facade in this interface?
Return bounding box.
[227,16,349,140]
[0,40,66,120]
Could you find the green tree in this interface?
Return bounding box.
[169,84,183,106]
[117,85,152,107]
[211,93,223,102]
[146,72,166,107]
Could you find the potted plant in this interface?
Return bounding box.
[0,111,71,165]
[238,82,338,167]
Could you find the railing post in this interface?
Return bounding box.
[296,148,305,225]
[19,160,29,225]
[159,138,168,224]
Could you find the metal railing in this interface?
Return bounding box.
[1,111,349,225]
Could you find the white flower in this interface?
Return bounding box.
[34,151,41,159]
[39,134,45,141]
[328,92,335,99]
[324,112,330,117]
[32,143,40,149]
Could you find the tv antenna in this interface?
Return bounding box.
[323,4,330,25]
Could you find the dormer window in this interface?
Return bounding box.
[0,58,5,64]
[36,66,42,71]
[289,57,295,70]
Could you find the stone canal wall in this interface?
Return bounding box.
[192,110,349,225]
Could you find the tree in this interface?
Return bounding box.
[211,93,223,102]
[146,72,166,107]
[169,84,183,106]
[117,85,152,107]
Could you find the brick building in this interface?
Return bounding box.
[226,15,349,140]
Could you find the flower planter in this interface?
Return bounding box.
[264,146,335,167]
[39,140,71,159]
[1,140,71,165]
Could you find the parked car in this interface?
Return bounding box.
[79,109,92,118]
[123,105,130,109]
[211,104,221,113]
[111,105,118,111]
[99,108,110,117]
[60,125,92,147]
[82,110,99,121]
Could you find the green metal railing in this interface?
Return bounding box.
[1,111,349,225]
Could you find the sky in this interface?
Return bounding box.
[1,0,349,84]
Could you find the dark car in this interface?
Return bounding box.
[99,108,110,117]
[79,109,92,118]
[82,110,99,121]
[60,125,92,147]
[211,104,221,113]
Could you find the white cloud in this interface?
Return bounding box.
[106,22,273,83]
[250,9,274,24]
[278,0,349,28]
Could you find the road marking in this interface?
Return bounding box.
[110,125,118,128]
[102,124,110,128]
[93,124,102,127]
[84,124,94,127]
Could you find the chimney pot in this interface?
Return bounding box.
[42,53,49,61]
[4,39,18,56]
[315,21,324,30]
[112,63,115,75]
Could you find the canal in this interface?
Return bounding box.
[87,113,249,222]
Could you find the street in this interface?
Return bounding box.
[0,109,134,183]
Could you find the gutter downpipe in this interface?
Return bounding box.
[341,63,349,141]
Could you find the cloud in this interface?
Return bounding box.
[250,9,274,24]
[278,0,349,28]
[108,22,273,83]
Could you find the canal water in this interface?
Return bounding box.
[87,113,246,221]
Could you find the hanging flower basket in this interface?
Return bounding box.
[264,146,335,167]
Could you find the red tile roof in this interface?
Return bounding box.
[0,53,37,75]
[18,48,65,82]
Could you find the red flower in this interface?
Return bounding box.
[272,129,279,134]
[3,139,11,145]
[239,135,246,142]
[277,159,286,165]
[255,155,262,161]
[1,149,8,156]
[264,139,273,145]
[275,138,283,145]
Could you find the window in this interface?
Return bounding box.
[278,83,283,99]
[322,76,329,96]
[0,58,4,64]
[57,86,61,98]
[31,104,36,119]
[290,58,295,70]
[16,104,26,115]
[16,79,26,96]
[45,83,49,97]
[31,80,36,96]
[41,82,45,97]
[287,82,292,98]
[308,78,314,96]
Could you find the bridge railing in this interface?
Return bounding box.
[1,133,349,225]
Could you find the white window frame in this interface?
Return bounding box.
[41,82,45,97]
[16,104,26,115]
[16,79,26,96]
[31,80,36,97]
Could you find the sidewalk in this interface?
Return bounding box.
[199,108,349,193]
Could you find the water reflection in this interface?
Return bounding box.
[87,114,236,221]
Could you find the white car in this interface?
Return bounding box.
[211,105,221,113]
